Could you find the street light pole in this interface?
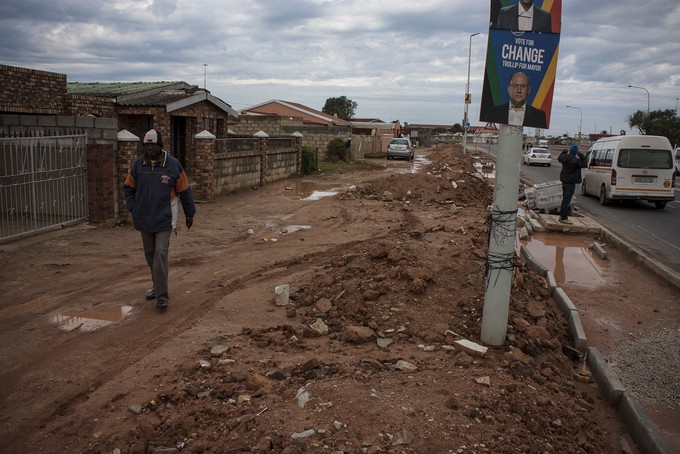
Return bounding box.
[628,85,650,114]
[463,32,479,155]
[565,105,582,141]
[676,97,678,116]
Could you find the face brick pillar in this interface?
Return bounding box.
[192,130,216,200]
[253,130,269,187]
[117,129,141,223]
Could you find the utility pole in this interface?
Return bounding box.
[463,33,479,155]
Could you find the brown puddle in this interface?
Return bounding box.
[262,180,343,199]
[52,304,133,332]
[521,234,608,288]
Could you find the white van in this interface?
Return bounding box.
[581,135,676,209]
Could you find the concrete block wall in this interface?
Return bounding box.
[214,151,261,194]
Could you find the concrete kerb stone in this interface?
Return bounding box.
[618,394,673,454]
[587,347,625,406]
[545,270,557,295]
[567,310,588,351]
[552,287,577,316]
[520,223,672,453]
[519,245,548,277]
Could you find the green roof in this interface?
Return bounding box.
[67,81,185,96]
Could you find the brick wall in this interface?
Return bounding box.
[68,94,117,117]
[0,64,67,115]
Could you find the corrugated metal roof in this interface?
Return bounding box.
[67,81,186,97]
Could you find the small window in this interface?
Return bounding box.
[617,149,673,169]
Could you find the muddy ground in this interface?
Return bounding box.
[0,144,678,454]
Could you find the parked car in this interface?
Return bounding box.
[675,147,680,177]
[522,147,551,166]
[386,138,414,160]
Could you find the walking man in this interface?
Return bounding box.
[124,129,196,309]
[557,145,588,224]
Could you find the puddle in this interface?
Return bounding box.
[302,191,338,200]
[521,234,608,288]
[52,304,133,332]
[267,180,343,199]
[473,161,496,180]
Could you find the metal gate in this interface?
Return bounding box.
[0,134,88,244]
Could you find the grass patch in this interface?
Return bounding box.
[318,160,383,174]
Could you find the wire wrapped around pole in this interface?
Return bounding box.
[485,205,518,288]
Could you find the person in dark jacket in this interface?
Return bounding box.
[124,129,196,310]
[557,145,588,224]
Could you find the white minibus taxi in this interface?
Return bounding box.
[581,135,676,209]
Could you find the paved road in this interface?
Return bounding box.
[472,144,680,273]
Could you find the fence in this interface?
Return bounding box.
[0,134,89,243]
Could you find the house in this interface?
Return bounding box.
[68,81,239,170]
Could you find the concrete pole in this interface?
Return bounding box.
[480,124,524,346]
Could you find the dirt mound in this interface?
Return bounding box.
[109,146,620,454]
[0,145,630,454]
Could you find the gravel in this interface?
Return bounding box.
[608,327,680,409]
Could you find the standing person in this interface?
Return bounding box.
[124,129,196,310]
[557,145,588,225]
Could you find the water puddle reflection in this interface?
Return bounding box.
[279,181,343,200]
[52,304,133,332]
[521,234,608,288]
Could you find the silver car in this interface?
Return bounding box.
[386,138,414,160]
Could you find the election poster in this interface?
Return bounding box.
[480,0,562,130]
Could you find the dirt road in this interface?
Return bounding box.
[0,145,677,453]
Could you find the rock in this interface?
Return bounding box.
[526,300,546,318]
[453,339,488,357]
[333,421,344,430]
[309,318,329,336]
[475,376,491,386]
[502,348,534,366]
[210,345,229,357]
[408,278,427,294]
[377,338,393,349]
[274,284,290,306]
[391,429,415,446]
[245,374,271,392]
[314,297,332,313]
[453,352,474,366]
[343,325,375,343]
[295,388,310,408]
[128,404,143,415]
[291,429,315,439]
[394,360,417,372]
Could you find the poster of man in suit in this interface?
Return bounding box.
[490,0,561,33]
[480,0,562,130]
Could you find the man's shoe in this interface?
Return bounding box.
[156,298,168,310]
[146,289,156,300]
[559,218,573,225]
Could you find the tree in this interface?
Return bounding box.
[627,109,680,147]
[322,96,357,120]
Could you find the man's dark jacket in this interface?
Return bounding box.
[558,151,588,184]
[483,103,548,129]
[495,4,552,32]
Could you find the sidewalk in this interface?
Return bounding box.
[521,208,679,454]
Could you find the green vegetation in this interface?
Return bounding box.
[322,96,358,120]
[300,145,317,175]
[627,109,680,146]
[325,137,350,162]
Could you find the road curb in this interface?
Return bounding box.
[519,210,673,453]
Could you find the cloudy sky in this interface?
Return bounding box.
[1,0,679,137]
